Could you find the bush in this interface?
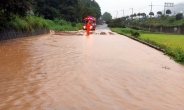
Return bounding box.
[130,30,140,38]
[131,27,139,30]
[165,47,184,63]
[71,22,76,27]
[176,13,183,20]
[47,18,82,31]
[2,14,49,31]
[107,18,126,28]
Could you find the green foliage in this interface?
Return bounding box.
[102,12,112,22]
[165,47,184,63]
[149,12,154,16]
[169,19,184,26]
[0,0,34,17]
[141,13,147,18]
[1,15,82,32]
[131,27,139,30]
[166,9,172,15]
[137,13,141,17]
[127,15,184,27]
[133,13,137,17]
[107,18,126,28]
[110,28,130,36]
[47,19,82,31]
[0,14,49,31]
[175,13,183,20]
[0,0,34,30]
[34,0,101,22]
[1,0,101,30]
[157,11,162,15]
[130,30,140,38]
[140,34,184,63]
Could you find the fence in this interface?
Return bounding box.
[130,25,184,34]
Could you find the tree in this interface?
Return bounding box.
[149,12,154,16]
[34,0,101,22]
[157,11,162,16]
[102,12,112,21]
[175,13,183,20]
[126,16,129,19]
[0,0,34,17]
[137,13,141,17]
[34,0,80,21]
[133,13,137,18]
[130,14,134,19]
[140,13,146,18]
[137,13,141,21]
[0,0,34,29]
[166,9,171,15]
[121,17,127,21]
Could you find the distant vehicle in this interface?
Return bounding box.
[82,16,96,30]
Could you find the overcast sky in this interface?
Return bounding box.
[96,0,184,18]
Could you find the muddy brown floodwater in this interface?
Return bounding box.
[0,25,184,110]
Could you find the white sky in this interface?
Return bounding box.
[96,0,184,18]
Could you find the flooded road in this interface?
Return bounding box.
[1,25,184,110]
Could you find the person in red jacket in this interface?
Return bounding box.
[86,20,91,36]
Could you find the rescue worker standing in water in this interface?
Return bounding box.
[86,20,91,36]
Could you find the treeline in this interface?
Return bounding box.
[0,0,101,30]
[121,12,184,27]
[107,13,184,29]
[34,0,101,22]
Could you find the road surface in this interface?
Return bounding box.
[0,25,184,110]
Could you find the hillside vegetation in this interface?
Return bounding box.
[129,15,184,27]
[0,0,101,31]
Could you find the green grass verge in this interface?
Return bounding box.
[46,18,82,31]
[8,15,49,32]
[140,34,184,50]
[110,27,184,64]
[1,14,82,32]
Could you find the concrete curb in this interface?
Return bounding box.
[0,28,50,40]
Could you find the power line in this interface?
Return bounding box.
[134,6,150,10]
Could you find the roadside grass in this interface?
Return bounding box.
[46,19,82,31]
[111,28,131,36]
[110,27,184,64]
[8,15,49,31]
[1,14,82,32]
[140,34,184,50]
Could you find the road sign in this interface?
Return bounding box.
[165,3,174,7]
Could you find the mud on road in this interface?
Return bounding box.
[1,25,184,110]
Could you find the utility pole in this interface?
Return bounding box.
[149,2,153,12]
[164,2,166,15]
[121,9,124,17]
[149,2,153,30]
[130,7,133,20]
[115,11,118,18]
[149,2,154,18]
